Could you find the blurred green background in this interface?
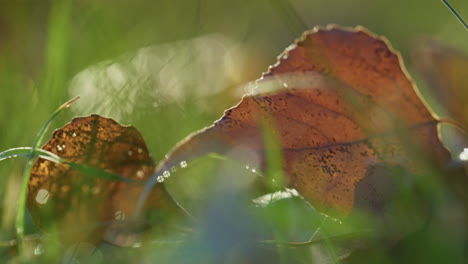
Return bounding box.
[1,0,467,263]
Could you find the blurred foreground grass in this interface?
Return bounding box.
[1,0,467,263]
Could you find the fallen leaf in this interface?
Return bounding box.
[27,114,178,245]
[149,26,452,218]
[413,40,468,131]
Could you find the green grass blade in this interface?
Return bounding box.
[0,147,138,184]
[15,158,37,250]
[42,0,73,99]
[31,96,79,150]
[261,120,286,191]
[34,149,141,184]
[269,0,307,36]
[441,0,468,30]
[0,147,34,161]
[15,96,79,254]
[65,163,141,184]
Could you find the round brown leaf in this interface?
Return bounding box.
[153,26,451,218]
[27,114,176,244]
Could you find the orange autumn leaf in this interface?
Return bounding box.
[150,26,451,218]
[27,115,178,245]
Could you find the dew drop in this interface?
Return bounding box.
[459,148,468,161]
[137,148,143,154]
[251,168,257,173]
[163,170,170,178]
[115,210,126,220]
[92,186,100,194]
[36,189,50,205]
[180,161,187,168]
[61,185,70,193]
[171,167,177,173]
[34,244,44,255]
[283,82,288,88]
[136,170,144,179]
[156,175,165,183]
[72,132,77,137]
[132,242,143,248]
[57,145,63,151]
[245,165,250,170]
